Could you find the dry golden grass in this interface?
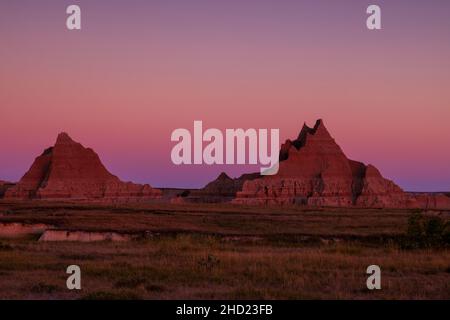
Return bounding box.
[0,201,448,299]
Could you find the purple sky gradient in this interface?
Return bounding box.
[1,0,449,191]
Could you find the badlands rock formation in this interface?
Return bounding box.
[173,172,259,203]
[0,180,15,198]
[232,120,450,209]
[4,133,161,201]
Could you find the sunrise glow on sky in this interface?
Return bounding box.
[1,0,449,191]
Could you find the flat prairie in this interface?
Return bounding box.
[0,201,448,299]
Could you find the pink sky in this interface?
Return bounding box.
[1,1,449,191]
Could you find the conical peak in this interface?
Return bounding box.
[55,132,75,145]
[217,172,232,180]
[294,119,331,147]
[311,119,332,139]
[313,119,324,129]
[278,118,339,163]
[298,119,326,136]
[3,132,161,200]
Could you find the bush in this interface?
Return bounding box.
[0,241,13,251]
[198,254,220,270]
[401,212,449,249]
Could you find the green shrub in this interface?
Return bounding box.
[401,212,449,249]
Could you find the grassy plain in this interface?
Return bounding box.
[0,201,448,299]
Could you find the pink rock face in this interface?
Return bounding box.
[233,119,449,209]
[5,133,161,201]
[200,172,260,197]
[173,172,260,203]
[199,172,237,197]
[411,193,450,210]
[354,165,413,208]
[235,120,364,206]
[0,180,15,198]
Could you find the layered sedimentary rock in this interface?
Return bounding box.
[172,172,259,203]
[4,133,161,201]
[0,181,15,198]
[232,120,449,209]
[410,193,450,210]
[353,165,413,208]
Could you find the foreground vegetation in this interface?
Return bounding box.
[0,201,448,299]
